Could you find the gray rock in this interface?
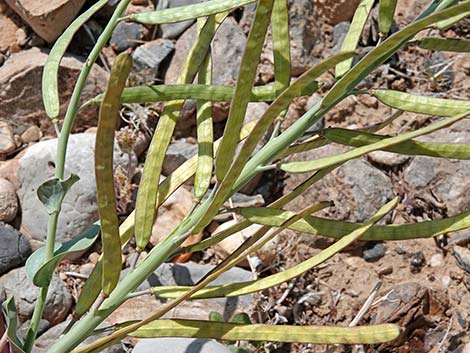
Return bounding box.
[368,150,410,167]
[362,242,386,262]
[403,120,470,216]
[157,0,207,39]
[19,319,50,341]
[165,17,246,86]
[0,177,18,222]
[0,222,31,276]
[0,121,16,156]
[0,47,108,135]
[162,138,197,176]
[108,263,253,325]
[20,125,42,144]
[33,320,125,353]
[332,22,351,53]
[0,267,71,324]
[284,145,395,223]
[110,22,148,52]
[17,133,136,244]
[133,338,231,353]
[132,38,174,77]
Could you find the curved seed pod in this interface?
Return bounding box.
[95,52,132,296]
[378,0,398,36]
[194,18,214,200]
[324,2,470,108]
[436,11,470,30]
[215,0,274,182]
[127,0,255,24]
[272,0,291,94]
[335,0,374,77]
[152,198,397,299]
[131,319,399,345]
[279,110,469,174]
[324,128,470,159]
[416,37,470,52]
[373,89,470,116]
[42,0,109,120]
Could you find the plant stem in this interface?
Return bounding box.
[24,0,132,350]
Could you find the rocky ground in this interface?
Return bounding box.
[0,0,469,352]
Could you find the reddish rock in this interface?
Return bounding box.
[314,0,361,25]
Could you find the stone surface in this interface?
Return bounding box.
[314,0,361,25]
[17,133,136,244]
[157,0,207,39]
[4,0,87,42]
[0,2,22,53]
[285,144,395,223]
[0,121,16,157]
[0,177,17,221]
[0,47,108,135]
[108,263,253,324]
[151,181,193,246]
[133,338,231,353]
[162,138,197,176]
[110,22,148,52]
[132,38,174,77]
[403,120,470,216]
[0,222,31,276]
[0,267,71,324]
[165,17,246,86]
[368,150,410,167]
[20,125,42,144]
[33,320,125,353]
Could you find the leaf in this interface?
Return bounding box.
[240,207,470,241]
[373,89,470,116]
[335,0,374,77]
[25,224,100,287]
[37,174,79,215]
[126,0,255,24]
[271,0,291,94]
[229,313,251,324]
[130,319,399,345]
[42,0,109,120]
[208,312,224,322]
[324,127,470,160]
[324,1,470,108]
[152,198,397,300]
[279,110,469,173]
[436,11,470,30]
[194,18,214,200]
[415,37,470,52]
[2,297,25,352]
[134,12,226,251]
[95,52,132,296]
[215,0,274,181]
[378,0,398,36]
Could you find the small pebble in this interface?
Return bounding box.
[377,265,393,277]
[441,275,451,288]
[430,253,444,268]
[21,125,42,144]
[362,242,386,262]
[410,251,426,273]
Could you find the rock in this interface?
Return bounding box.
[162,138,197,176]
[132,38,174,77]
[0,121,16,157]
[362,242,386,262]
[0,267,71,324]
[33,320,125,353]
[157,0,207,39]
[151,180,193,246]
[331,22,351,53]
[245,102,269,124]
[108,263,253,324]
[0,178,18,222]
[284,144,395,223]
[20,125,42,144]
[133,338,231,353]
[110,22,148,52]
[410,251,426,273]
[430,253,444,268]
[453,246,470,273]
[4,0,87,42]
[18,319,50,340]
[368,150,410,167]
[17,133,136,244]
[403,120,470,216]
[0,222,31,276]
[0,2,22,53]
[0,47,108,135]
[314,0,361,25]
[165,17,246,86]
